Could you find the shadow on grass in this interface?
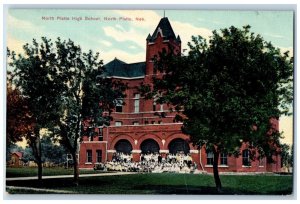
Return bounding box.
[132,184,287,195]
[7,180,292,195]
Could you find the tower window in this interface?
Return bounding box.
[160,104,163,111]
[115,98,123,112]
[98,128,103,141]
[153,102,156,111]
[134,94,140,113]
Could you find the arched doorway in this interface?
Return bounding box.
[115,139,133,153]
[140,139,160,154]
[168,138,190,154]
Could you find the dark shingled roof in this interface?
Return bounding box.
[103,58,145,78]
[147,17,180,43]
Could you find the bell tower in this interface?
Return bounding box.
[145,17,181,76]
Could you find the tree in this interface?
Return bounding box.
[144,25,293,192]
[6,76,33,147]
[22,146,35,164]
[8,37,126,185]
[280,143,292,169]
[8,38,63,182]
[41,136,67,165]
[52,38,126,185]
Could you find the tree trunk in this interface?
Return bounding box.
[213,147,222,193]
[72,152,79,186]
[37,156,43,181]
[31,128,43,183]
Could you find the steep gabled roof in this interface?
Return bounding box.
[104,58,145,78]
[147,17,180,43]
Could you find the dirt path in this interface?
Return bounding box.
[6,171,138,181]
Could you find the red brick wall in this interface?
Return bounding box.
[79,142,107,168]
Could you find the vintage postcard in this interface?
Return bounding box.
[5,8,294,197]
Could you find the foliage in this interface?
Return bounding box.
[51,38,126,184]
[40,136,67,164]
[280,143,293,168]
[142,25,293,191]
[6,78,34,146]
[7,38,64,180]
[8,37,126,184]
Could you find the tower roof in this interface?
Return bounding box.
[147,17,180,43]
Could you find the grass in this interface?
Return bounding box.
[6,167,98,178]
[6,173,293,195]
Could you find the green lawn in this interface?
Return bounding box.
[6,173,293,195]
[6,167,97,178]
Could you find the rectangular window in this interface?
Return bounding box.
[96,150,102,163]
[133,122,139,125]
[207,151,214,165]
[158,121,162,124]
[115,121,122,126]
[115,98,123,112]
[153,102,156,111]
[145,121,149,125]
[86,150,92,163]
[242,149,251,166]
[160,104,164,111]
[259,157,265,167]
[134,94,140,113]
[220,152,228,165]
[116,106,122,113]
[151,121,155,124]
[87,127,94,141]
[98,128,103,141]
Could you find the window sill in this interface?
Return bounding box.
[205,165,229,168]
[85,162,93,165]
[259,166,264,167]
[242,165,252,168]
[218,165,229,168]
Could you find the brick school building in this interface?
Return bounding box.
[78,17,281,173]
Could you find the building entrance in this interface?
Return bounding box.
[115,139,132,154]
[168,138,190,154]
[140,139,160,154]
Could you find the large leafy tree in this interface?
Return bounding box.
[144,25,293,192]
[8,38,126,185]
[53,38,126,185]
[7,39,62,181]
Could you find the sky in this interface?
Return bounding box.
[6,9,294,147]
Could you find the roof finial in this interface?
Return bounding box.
[164,10,165,18]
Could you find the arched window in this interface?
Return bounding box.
[115,139,133,154]
[140,139,160,154]
[168,138,190,154]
